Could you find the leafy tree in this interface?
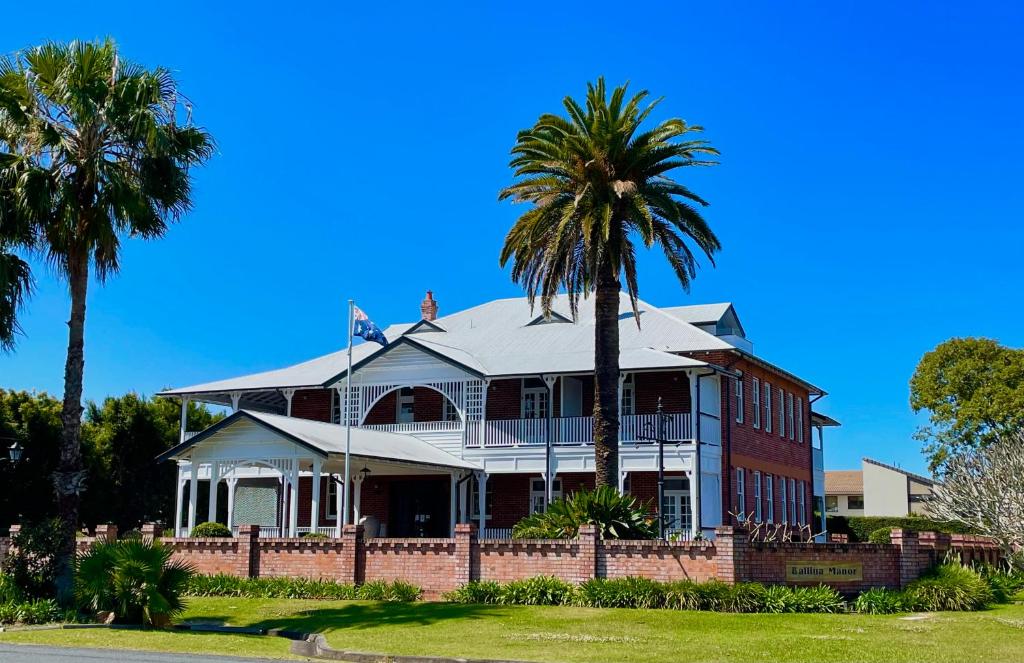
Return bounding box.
[0,39,213,600]
[910,337,1024,470]
[499,79,720,487]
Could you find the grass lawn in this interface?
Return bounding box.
[2,597,1024,662]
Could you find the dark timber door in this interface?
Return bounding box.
[389,478,448,537]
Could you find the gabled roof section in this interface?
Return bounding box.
[404,319,446,334]
[825,470,863,495]
[526,311,572,326]
[863,457,937,487]
[158,410,480,471]
[663,302,734,325]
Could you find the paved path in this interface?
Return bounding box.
[0,644,279,663]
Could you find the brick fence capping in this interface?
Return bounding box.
[5,522,1002,598]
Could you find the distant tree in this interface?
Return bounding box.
[910,337,1024,470]
[0,390,69,529]
[928,432,1024,567]
[0,39,213,600]
[499,78,720,488]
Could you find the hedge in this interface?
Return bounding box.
[826,515,972,542]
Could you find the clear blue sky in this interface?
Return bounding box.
[2,2,1022,475]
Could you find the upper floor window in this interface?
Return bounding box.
[621,374,635,416]
[397,387,415,423]
[789,478,797,523]
[786,392,795,441]
[778,388,785,438]
[765,475,774,523]
[522,378,549,419]
[779,475,788,523]
[735,378,744,424]
[753,470,762,522]
[752,378,761,429]
[796,397,804,443]
[443,398,459,422]
[798,480,806,525]
[331,389,342,424]
[764,382,772,433]
[736,468,746,520]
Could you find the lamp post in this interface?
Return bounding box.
[636,398,672,539]
[0,439,23,466]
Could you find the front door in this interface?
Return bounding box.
[521,383,548,444]
[661,477,692,537]
[389,478,449,537]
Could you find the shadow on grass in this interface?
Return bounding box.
[225,602,515,634]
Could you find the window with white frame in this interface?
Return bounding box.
[442,398,459,422]
[331,389,342,425]
[796,397,804,443]
[779,388,785,438]
[470,476,492,519]
[752,378,761,429]
[397,387,415,423]
[753,470,762,522]
[779,475,787,523]
[621,374,635,416]
[765,475,774,523]
[789,478,797,523]
[735,378,744,424]
[522,379,549,419]
[326,478,338,518]
[662,477,692,534]
[529,477,561,514]
[764,382,772,433]
[786,392,795,440]
[798,480,806,525]
[736,468,746,520]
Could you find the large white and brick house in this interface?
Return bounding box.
[159,292,838,540]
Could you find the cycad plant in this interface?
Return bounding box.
[74,538,195,626]
[512,486,656,539]
[499,78,720,487]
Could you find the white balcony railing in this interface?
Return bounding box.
[468,413,695,448]
[361,420,463,434]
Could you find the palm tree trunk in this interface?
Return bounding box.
[54,254,88,602]
[592,260,620,488]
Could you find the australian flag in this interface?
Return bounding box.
[353,306,388,346]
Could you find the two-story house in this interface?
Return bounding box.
[159,292,836,540]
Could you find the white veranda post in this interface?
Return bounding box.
[476,472,487,534]
[288,460,300,537]
[174,466,185,536]
[310,459,322,531]
[226,477,238,530]
[352,472,364,525]
[334,474,343,537]
[187,462,198,533]
[208,463,219,525]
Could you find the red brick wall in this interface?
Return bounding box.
[363,539,461,595]
[598,540,717,582]
[257,538,351,579]
[739,540,901,592]
[486,379,521,419]
[168,538,249,576]
[363,391,397,424]
[629,471,688,515]
[476,539,590,583]
[291,388,333,422]
[362,388,448,425]
[633,371,690,414]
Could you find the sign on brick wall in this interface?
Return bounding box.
[786,561,863,582]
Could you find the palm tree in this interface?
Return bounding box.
[0,247,31,351]
[0,39,213,599]
[499,78,720,489]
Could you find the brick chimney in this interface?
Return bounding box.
[420,290,438,321]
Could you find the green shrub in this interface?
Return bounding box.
[827,515,971,543]
[663,580,702,610]
[2,519,63,599]
[184,574,358,600]
[786,585,845,613]
[443,581,502,604]
[190,522,232,538]
[301,532,329,540]
[729,582,768,613]
[693,580,735,611]
[75,538,195,625]
[868,528,891,544]
[977,564,1023,604]
[356,579,422,602]
[854,588,910,614]
[498,576,574,606]
[571,577,665,609]
[0,573,22,604]
[0,598,62,625]
[511,487,656,540]
[161,529,176,538]
[905,564,993,611]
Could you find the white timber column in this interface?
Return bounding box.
[688,469,699,539]
[476,471,487,535]
[687,370,698,442]
[618,470,628,494]
[230,391,242,412]
[449,472,458,536]
[281,388,296,417]
[208,462,220,525]
[187,462,198,533]
[288,460,300,537]
[310,458,322,531]
[179,396,190,444]
[352,473,364,525]
[458,474,469,523]
[334,475,344,538]
[174,465,185,536]
[226,477,239,531]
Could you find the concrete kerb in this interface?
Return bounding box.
[292,633,529,663]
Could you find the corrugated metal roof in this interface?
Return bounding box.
[162,410,480,471]
[661,303,733,324]
[825,470,863,494]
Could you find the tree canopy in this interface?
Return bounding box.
[910,337,1024,470]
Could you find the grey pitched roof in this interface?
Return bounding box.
[159,410,480,471]
[661,303,734,325]
[863,457,937,487]
[160,293,811,398]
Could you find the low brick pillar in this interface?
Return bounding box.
[454,523,475,586]
[577,524,599,582]
[891,528,926,587]
[95,524,118,542]
[141,523,159,543]
[341,524,364,584]
[713,526,748,584]
[236,524,260,578]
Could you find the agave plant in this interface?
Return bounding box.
[512,486,656,539]
[75,538,195,625]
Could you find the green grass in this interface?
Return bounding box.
[2,597,1024,662]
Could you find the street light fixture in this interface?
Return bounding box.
[1,439,23,466]
[635,398,674,539]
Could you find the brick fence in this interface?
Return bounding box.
[6,523,1003,598]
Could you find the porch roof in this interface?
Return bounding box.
[158,410,480,472]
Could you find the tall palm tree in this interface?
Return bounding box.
[0,39,213,599]
[499,79,720,489]
[0,247,31,351]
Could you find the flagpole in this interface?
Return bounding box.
[342,299,354,527]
